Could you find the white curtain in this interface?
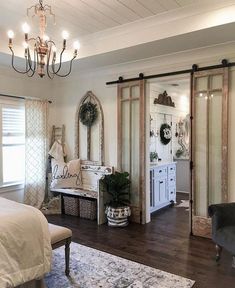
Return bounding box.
[24,99,48,209]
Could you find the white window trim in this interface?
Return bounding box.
[0,183,24,194]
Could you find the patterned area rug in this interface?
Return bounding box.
[176,200,189,211]
[45,242,195,288]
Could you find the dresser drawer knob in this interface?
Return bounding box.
[160,181,164,184]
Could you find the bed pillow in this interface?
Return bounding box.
[51,158,82,189]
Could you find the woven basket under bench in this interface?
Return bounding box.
[79,198,97,220]
[64,196,97,220]
[64,196,79,216]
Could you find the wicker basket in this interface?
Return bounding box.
[79,198,97,220]
[64,196,79,216]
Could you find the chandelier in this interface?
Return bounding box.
[7,0,80,78]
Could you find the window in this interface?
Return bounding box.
[0,99,25,186]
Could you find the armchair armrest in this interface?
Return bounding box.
[208,203,235,232]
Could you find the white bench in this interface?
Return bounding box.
[51,164,113,225]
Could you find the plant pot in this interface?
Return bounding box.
[105,206,131,227]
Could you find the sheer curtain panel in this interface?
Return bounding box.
[24,99,48,208]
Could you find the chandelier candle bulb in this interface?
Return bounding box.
[22,23,30,33]
[7,30,14,39]
[62,30,69,40]
[73,41,80,50]
[73,41,80,56]
[7,30,14,47]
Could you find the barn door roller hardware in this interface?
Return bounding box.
[106,59,232,85]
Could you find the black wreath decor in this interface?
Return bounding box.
[79,101,98,127]
[160,123,172,145]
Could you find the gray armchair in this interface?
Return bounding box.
[208,202,235,266]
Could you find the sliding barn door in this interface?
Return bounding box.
[191,68,228,238]
[117,80,146,224]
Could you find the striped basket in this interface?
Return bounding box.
[79,198,97,220]
[64,197,79,216]
[105,206,131,227]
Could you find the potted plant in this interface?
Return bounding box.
[101,171,131,227]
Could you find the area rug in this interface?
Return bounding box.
[45,242,195,288]
[176,200,189,211]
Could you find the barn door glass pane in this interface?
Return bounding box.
[121,101,130,172]
[131,99,140,206]
[194,74,223,218]
[208,90,222,204]
[195,89,208,217]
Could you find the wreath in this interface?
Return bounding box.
[160,123,172,145]
[79,101,98,127]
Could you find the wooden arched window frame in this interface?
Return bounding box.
[75,91,104,165]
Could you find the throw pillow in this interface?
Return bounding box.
[51,158,82,189]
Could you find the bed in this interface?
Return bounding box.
[0,197,52,288]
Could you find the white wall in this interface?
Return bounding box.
[52,71,118,166]
[50,42,235,221]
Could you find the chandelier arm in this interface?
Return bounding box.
[46,46,54,79]
[28,37,37,42]
[27,48,37,77]
[36,47,39,69]
[25,54,29,72]
[47,40,56,45]
[25,39,37,73]
[27,67,36,77]
[27,49,37,75]
[54,56,76,77]
[9,47,31,74]
[53,48,65,74]
[51,56,57,75]
[27,48,34,72]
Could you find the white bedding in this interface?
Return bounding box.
[0,198,52,288]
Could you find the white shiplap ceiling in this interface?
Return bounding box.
[2,0,197,41]
[2,0,235,66]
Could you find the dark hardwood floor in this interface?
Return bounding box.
[47,193,235,288]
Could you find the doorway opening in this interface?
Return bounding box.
[147,75,191,232]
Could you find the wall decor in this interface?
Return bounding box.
[175,115,190,158]
[160,123,172,145]
[154,91,175,107]
[75,91,104,165]
[79,102,98,127]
